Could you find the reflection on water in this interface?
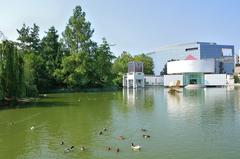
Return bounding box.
[122,88,154,110]
[166,88,231,121]
[166,88,230,112]
[1,87,240,159]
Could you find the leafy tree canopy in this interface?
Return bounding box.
[63,5,95,53]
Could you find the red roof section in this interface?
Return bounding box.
[185,54,197,60]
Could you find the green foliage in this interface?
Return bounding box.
[40,26,63,88]
[17,23,40,53]
[112,52,154,86]
[56,6,115,88]
[55,5,95,88]
[112,51,133,86]
[113,51,133,74]
[17,23,47,94]
[17,24,31,51]
[55,38,115,88]
[17,24,64,93]
[0,41,25,102]
[23,53,42,95]
[93,38,115,86]
[234,75,240,83]
[63,5,95,53]
[0,4,157,105]
[30,23,40,52]
[55,52,88,88]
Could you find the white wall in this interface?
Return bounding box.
[226,75,234,85]
[204,74,226,86]
[167,59,215,74]
[126,72,144,80]
[123,72,145,88]
[145,76,163,85]
[164,75,183,86]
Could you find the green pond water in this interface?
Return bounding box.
[1,87,240,159]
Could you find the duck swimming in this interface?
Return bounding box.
[142,134,151,138]
[9,122,14,126]
[131,143,141,151]
[60,141,64,145]
[64,146,74,153]
[80,146,87,151]
[141,128,147,132]
[103,128,107,131]
[116,148,120,153]
[117,135,126,140]
[99,131,103,135]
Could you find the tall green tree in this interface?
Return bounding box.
[93,38,115,86]
[40,26,63,88]
[0,41,25,102]
[63,5,95,53]
[17,23,44,93]
[56,5,103,88]
[30,23,40,52]
[23,53,44,94]
[17,24,31,51]
[17,23,40,53]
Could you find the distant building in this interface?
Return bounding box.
[123,62,145,88]
[164,55,228,87]
[124,42,235,88]
[147,42,235,75]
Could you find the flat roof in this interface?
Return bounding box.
[147,42,233,55]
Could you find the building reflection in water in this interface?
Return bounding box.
[122,88,154,110]
[165,88,230,120]
[165,86,240,135]
[234,86,240,111]
[123,88,138,107]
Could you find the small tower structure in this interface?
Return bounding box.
[123,61,145,88]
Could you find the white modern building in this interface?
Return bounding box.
[164,54,228,87]
[123,42,235,88]
[123,62,145,88]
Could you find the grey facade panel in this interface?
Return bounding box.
[199,43,234,74]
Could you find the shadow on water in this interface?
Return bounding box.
[0,87,121,111]
[0,100,69,111]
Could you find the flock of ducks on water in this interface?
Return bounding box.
[10,124,148,153]
[28,125,150,153]
[9,123,151,154]
[57,127,151,154]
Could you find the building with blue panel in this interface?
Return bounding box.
[147,42,235,75]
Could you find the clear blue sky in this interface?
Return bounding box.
[0,0,240,56]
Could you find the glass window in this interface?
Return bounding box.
[222,48,232,56]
